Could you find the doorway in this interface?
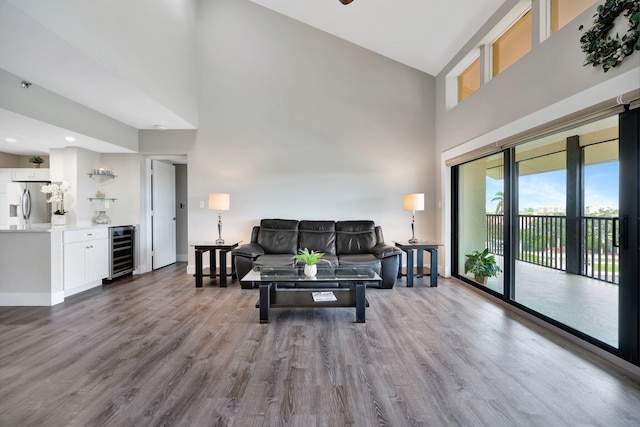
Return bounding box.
[151,160,176,269]
[146,157,188,271]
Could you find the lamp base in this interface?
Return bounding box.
[408,237,419,244]
[215,238,225,245]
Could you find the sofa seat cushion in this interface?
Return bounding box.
[253,254,295,268]
[338,254,381,275]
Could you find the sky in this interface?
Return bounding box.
[485,161,619,213]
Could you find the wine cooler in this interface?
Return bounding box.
[107,225,136,281]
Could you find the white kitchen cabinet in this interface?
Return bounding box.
[0,194,8,226]
[63,228,108,296]
[0,168,11,188]
[11,168,50,182]
[0,169,11,225]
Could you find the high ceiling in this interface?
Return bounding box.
[249,0,505,76]
[0,0,505,156]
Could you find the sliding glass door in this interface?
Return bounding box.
[512,116,619,347]
[455,153,504,294]
[453,110,640,364]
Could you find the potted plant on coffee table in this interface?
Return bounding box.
[464,248,502,285]
[291,248,332,276]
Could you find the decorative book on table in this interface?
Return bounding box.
[312,291,337,302]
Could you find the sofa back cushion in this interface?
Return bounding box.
[257,219,299,254]
[336,221,377,255]
[298,221,336,255]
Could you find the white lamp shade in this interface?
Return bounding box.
[208,193,230,210]
[403,193,424,211]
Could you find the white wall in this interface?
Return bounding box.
[0,69,138,152]
[434,2,640,276]
[139,130,197,155]
[4,0,198,127]
[99,154,145,226]
[178,0,435,272]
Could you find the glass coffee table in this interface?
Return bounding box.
[242,266,382,324]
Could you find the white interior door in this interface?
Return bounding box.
[152,160,176,269]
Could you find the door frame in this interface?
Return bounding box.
[618,106,639,364]
[143,155,187,273]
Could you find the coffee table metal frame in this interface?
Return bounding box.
[242,266,381,324]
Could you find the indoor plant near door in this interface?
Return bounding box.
[28,156,44,168]
[41,181,71,225]
[464,248,502,285]
[291,248,332,276]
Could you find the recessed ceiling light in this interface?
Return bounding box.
[65,136,76,142]
[153,125,167,130]
[5,137,17,143]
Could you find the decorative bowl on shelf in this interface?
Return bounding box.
[88,197,117,224]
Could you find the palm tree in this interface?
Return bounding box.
[491,191,504,214]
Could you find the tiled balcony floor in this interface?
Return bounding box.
[480,261,618,347]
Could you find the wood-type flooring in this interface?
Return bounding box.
[1,262,639,426]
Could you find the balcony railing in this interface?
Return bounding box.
[582,216,619,283]
[486,214,619,284]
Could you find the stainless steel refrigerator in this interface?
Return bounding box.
[7,181,52,225]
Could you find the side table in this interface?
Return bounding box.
[394,241,442,287]
[192,242,240,287]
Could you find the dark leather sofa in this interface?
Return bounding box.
[232,219,402,289]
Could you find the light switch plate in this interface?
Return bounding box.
[199,200,205,209]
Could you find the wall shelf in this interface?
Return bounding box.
[88,172,116,183]
[88,198,117,210]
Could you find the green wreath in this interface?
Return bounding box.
[579,0,640,72]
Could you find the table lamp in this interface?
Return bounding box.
[403,193,424,244]
[209,193,230,244]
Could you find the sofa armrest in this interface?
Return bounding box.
[371,243,402,259]
[232,243,265,259]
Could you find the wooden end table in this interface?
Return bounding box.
[394,241,442,287]
[192,242,240,287]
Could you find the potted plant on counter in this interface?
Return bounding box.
[41,181,71,225]
[28,156,44,168]
[464,248,502,285]
[291,248,332,276]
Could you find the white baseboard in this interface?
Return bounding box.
[135,263,148,275]
[52,291,65,305]
[0,292,63,306]
[64,280,103,298]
